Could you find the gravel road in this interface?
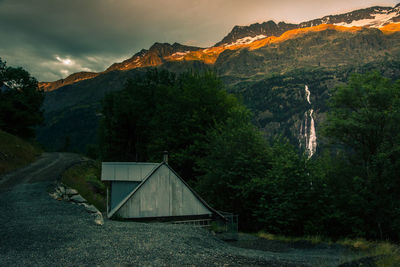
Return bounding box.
[0,153,363,266]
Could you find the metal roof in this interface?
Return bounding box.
[101,162,159,181]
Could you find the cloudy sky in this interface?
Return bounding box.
[0,0,398,81]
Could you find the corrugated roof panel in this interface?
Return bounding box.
[128,164,142,181]
[101,162,159,181]
[115,165,129,180]
[101,163,115,181]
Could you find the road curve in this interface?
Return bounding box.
[0,152,86,192]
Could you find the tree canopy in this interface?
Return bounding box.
[0,58,44,139]
[324,72,400,166]
[323,72,400,240]
[100,69,242,181]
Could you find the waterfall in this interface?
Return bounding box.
[301,85,317,158]
[308,109,317,157]
[305,85,311,104]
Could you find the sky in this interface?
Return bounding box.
[0,0,398,82]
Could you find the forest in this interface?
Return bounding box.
[99,68,400,241]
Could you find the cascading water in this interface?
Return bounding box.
[300,85,317,158]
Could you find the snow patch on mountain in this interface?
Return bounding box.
[334,11,399,28]
[226,35,267,47]
[171,51,190,56]
[170,51,191,60]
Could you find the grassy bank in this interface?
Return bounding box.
[338,238,400,267]
[257,232,400,266]
[61,161,106,211]
[0,130,42,175]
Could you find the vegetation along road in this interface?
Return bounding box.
[0,153,364,266]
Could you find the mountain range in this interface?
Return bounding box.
[36,4,400,154]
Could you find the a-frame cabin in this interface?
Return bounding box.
[101,161,225,221]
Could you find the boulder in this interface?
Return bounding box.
[49,192,60,200]
[83,203,99,213]
[93,211,104,226]
[65,188,78,196]
[70,194,87,203]
[58,185,66,194]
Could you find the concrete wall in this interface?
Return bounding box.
[116,164,212,218]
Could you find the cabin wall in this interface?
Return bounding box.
[116,165,211,218]
[111,181,140,210]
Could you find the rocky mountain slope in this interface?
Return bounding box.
[36,4,400,154]
[39,4,400,92]
[216,4,400,46]
[38,43,200,92]
[39,72,99,92]
[106,42,202,72]
[38,4,400,93]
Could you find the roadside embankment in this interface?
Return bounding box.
[0,130,42,175]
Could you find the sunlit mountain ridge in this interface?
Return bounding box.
[38,4,400,92]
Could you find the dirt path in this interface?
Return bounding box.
[0,152,86,191]
[0,153,364,266]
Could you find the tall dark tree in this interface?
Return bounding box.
[0,58,44,138]
[324,72,400,167]
[195,107,271,228]
[99,69,240,182]
[323,72,400,240]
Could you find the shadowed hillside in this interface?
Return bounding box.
[0,130,42,175]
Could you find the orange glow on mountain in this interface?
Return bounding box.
[166,24,366,63]
[380,23,400,34]
[248,24,363,50]
[40,22,400,91]
[38,72,99,91]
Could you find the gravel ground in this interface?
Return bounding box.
[229,234,366,266]
[0,153,364,266]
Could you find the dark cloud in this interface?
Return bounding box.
[0,0,398,81]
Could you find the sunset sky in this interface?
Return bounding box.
[0,0,398,81]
